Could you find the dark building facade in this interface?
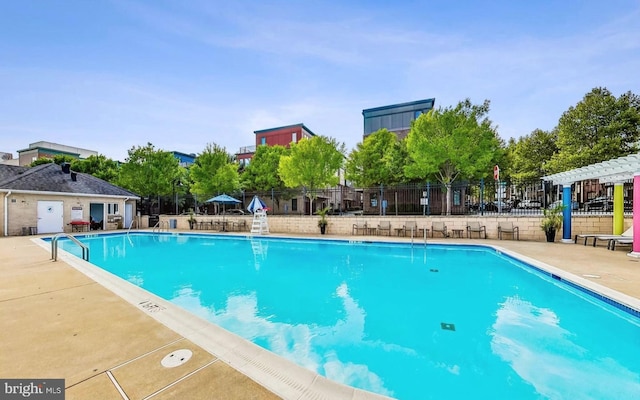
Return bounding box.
[362,98,436,140]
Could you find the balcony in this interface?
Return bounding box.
[236,145,256,155]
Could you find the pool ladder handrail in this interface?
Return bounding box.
[152,220,169,233]
[51,233,89,262]
[408,226,427,247]
[127,219,136,235]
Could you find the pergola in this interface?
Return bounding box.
[542,152,639,256]
[543,153,640,185]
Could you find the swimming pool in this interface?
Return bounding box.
[57,233,640,399]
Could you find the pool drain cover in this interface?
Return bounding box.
[161,349,193,368]
[441,322,456,331]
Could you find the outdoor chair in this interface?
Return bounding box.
[609,238,632,251]
[401,221,418,237]
[467,221,487,239]
[497,221,519,240]
[352,221,367,235]
[211,220,223,231]
[204,220,215,230]
[593,227,633,248]
[575,226,632,247]
[377,221,391,236]
[431,222,448,238]
[233,220,247,232]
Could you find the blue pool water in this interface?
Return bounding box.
[58,233,640,399]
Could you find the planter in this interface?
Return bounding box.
[545,229,556,242]
[320,225,326,235]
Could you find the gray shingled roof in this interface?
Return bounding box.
[0,165,28,182]
[0,163,139,198]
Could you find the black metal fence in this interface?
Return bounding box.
[141,179,633,217]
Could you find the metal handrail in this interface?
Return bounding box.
[152,220,169,233]
[410,226,428,247]
[127,219,136,235]
[51,233,89,262]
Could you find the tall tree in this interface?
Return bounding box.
[189,143,239,199]
[30,154,76,167]
[278,135,345,215]
[240,145,293,209]
[118,143,181,198]
[29,158,53,166]
[545,87,640,173]
[405,99,503,215]
[509,129,558,181]
[345,128,407,187]
[70,154,120,183]
[241,145,289,191]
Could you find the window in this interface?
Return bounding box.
[108,203,119,214]
[370,193,378,207]
[261,137,266,145]
[291,198,298,211]
[292,132,297,143]
[391,113,402,128]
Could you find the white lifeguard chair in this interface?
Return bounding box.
[250,209,269,235]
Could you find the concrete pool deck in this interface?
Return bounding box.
[1,232,639,399]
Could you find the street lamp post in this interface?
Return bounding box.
[173,179,182,215]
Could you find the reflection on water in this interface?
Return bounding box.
[171,282,395,397]
[250,239,267,270]
[491,297,640,399]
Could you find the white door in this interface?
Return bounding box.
[124,203,133,229]
[37,201,64,234]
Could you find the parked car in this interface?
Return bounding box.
[548,200,579,210]
[466,201,481,212]
[221,209,245,215]
[468,201,511,212]
[584,196,613,212]
[518,199,542,209]
[488,201,512,212]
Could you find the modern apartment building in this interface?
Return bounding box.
[236,123,316,168]
[172,151,196,167]
[362,98,436,140]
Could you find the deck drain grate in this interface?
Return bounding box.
[161,349,193,368]
[139,300,166,313]
[441,322,456,331]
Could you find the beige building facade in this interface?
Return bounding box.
[17,141,98,166]
[1,192,138,236]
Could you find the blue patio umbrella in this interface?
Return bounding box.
[247,195,267,214]
[205,194,241,216]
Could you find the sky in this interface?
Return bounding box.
[1,0,639,162]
